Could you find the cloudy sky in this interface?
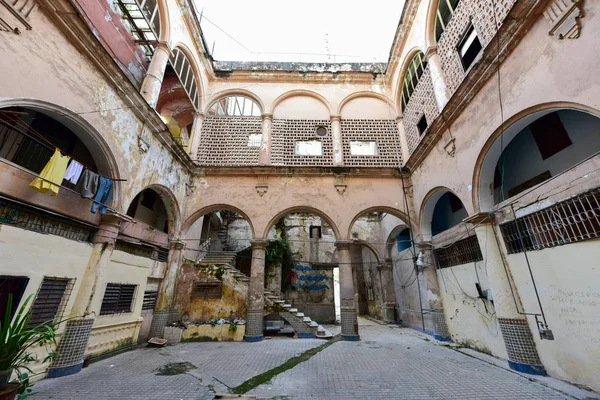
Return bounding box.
[193,0,405,63]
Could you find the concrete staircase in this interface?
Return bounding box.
[198,251,249,282]
[264,291,333,339]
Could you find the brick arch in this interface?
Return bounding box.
[262,206,341,240]
[182,204,256,238]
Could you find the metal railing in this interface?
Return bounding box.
[0,117,54,174]
[433,235,483,269]
[500,187,600,254]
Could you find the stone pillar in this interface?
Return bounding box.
[468,213,546,375]
[425,46,451,112]
[396,116,411,163]
[380,259,397,323]
[140,41,170,109]
[336,241,359,340]
[151,239,185,338]
[331,115,344,166]
[48,214,124,378]
[245,239,267,342]
[187,112,205,160]
[258,113,272,165]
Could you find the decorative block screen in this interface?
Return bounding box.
[271,119,333,166]
[341,119,401,167]
[196,117,262,166]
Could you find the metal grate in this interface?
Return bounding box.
[433,235,483,269]
[0,196,94,242]
[500,187,600,254]
[99,283,137,315]
[142,288,158,310]
[27,277,74,328]
[191,281,222,299]
[115,239,168,262]
[0,115,54,174]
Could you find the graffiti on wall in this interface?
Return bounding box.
[293,265,329,290]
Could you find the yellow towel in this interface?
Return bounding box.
[29,149,71,196]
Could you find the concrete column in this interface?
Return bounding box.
[49,214,125,378]
[258,113,272,165]
[187,112,205,160]
[380,259,397,323]
[468,213,546,375]
[140,41,170,109]
[336,241,359,340]
[156,239,186,311]
[245,239,267,342]
[331,115,344,166]
[425,46,451,112]
[396,116,411,164]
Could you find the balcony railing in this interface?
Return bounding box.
[0,113,54,174]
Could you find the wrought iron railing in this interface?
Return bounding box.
[500,187,600,254]
[0,116,54,174]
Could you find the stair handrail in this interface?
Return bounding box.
[194,238,212,262]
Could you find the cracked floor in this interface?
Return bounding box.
[32,318,597,399]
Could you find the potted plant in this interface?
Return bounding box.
[1,294,58,399]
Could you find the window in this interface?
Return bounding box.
[169,49,198,111]
[417,115,428,135]
[435,0,461,42]
[0,276,29,322]
[207,96,261,117]
[295,141,322,156]
[142,288,158,311]
[27,277,73,328]
[247,133,262,147]
[315,126,328,137]
[433,235,483,269]
[401,52,427,111]
[458,23,482,71]
[100,283,137,315]
[114,0,160,61]
[310,226,322,239]
[530,112,572,160]
[191,281,222,299]
[396,228,412,252]
[350,141,378,156]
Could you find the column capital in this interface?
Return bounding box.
[156,41,171,53]
[194,111,205,119]
[251,239,268,249]
[261,113,273,121]
[331,115,341,122]
[335,240,353,250]
[396,115,403,123]
[424,45,438,61]
[169,239,186,250]
[463,212,495,225]
[415,241,433,251]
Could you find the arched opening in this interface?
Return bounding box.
[479,109,600,211]
[400,51,427,112]
[433,0,461,43]
[0,105,118,219]
[156,47,199,150]
[196,94,263,166]
[421,189,468,240]
[126,188,170,234]
[178,206,254,325]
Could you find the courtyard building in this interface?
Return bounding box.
[0,0,599,398]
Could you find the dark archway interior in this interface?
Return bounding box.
[431,192,467,236]
[127,188,169,233]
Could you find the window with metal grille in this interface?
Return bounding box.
[169,49,198,111]
[207,96,261,117]
[114,0,160,62]
[100,283,137,315]
[142,288,158,310]
[191,281,222,299]
[401,52,427,111]
[27,277,74,328]
[0,196,94,242]
[434,235,483,269]
[0,275,29,321]
[500,187,600,254]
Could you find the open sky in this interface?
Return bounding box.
[193,0,405,63]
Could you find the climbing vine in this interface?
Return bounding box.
[266,219,298,292]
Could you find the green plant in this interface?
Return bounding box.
[265,239,297,292]
[0,294,59,397]
[208,319,218,327]
[228,323,237,333]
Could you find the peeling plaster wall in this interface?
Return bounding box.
[0,6,191,221]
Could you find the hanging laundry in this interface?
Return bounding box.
[76,169,99,199]
[63,159,84,184]
[29,148,70,196]
[91,176,113,215]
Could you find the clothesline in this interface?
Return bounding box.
[0,110,127,182]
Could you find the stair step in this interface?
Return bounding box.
[295,312,304,317]
[309,321,318,327]
[289,308,298,313]
[316,329,333,339]
[283,304,292,308]
[274,300,285,304]
[302,317,312,322]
